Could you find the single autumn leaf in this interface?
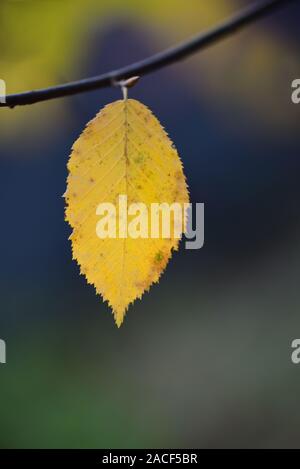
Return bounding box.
[65,98,189,326]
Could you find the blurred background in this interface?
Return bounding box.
[0,0,300,449]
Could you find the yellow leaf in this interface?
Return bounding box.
[65,99,189,327]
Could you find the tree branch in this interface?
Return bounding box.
[0,0,296,108]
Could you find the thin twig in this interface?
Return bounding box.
[0,0,296,108]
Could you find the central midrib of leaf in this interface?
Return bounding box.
[117,99,129,311]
